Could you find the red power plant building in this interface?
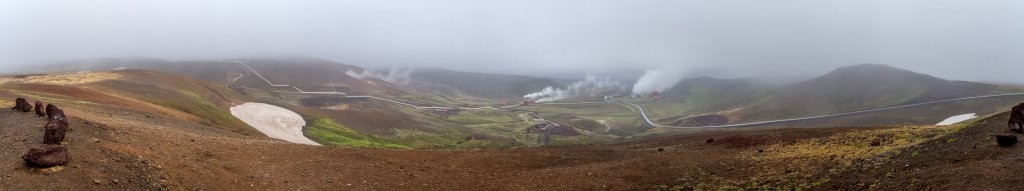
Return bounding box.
[649,91,661,100]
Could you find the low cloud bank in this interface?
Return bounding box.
[345,68,412,85]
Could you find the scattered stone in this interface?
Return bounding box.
[657,147,664,152]
[43,119,68,145]
[45,104,66,122]
[22,144,70,167]
[11,97,32,112]
[1011,103,1024,132]
[34,165,65,174]
[94,179,102,184]
[34,101,45,117]
[870,139,881,146]
[996,134,1018,147]
[705,138,714,143]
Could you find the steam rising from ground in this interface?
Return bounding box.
[345,68,412,85]
[632,64,687,94]
[524,75,624,102]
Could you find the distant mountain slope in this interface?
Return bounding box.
[662,76,774,112]
[649,64,1010,125]
[0,70,256,135]
[37,57,405,96]
[737,64,1000,122]
[410,68,563,99]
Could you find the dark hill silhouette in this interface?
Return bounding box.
[410,67,563,99]
[739,64,999,122]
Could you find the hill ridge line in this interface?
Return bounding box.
[207,60,1024,129]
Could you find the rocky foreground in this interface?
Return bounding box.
[1,88,1023,190]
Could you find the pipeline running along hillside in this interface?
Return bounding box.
[210,60,1024,129]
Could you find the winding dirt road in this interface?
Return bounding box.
[211,60,1024,129]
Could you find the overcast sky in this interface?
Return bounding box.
[1,0,1022,83]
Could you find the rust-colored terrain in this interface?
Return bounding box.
[0,70,1022,190]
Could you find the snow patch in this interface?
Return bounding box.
[936,113,977,126]
[230,102,321,145]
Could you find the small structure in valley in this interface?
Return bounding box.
[648,91,661,100]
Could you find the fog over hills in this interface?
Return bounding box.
[3,0,1024,86]
[3,1,1024,190]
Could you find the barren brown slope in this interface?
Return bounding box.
[738,64,1000,122]
[0,79,921,190]
[0,70,256,135]
[411,67,563,99]
[3,69,1019,190]
[0,92,887,190]
[38,57,408,96]
[823,111,1024,190]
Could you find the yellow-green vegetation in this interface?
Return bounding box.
[995,85,1024,93]
[521,102,637,116]
[453,139,524,149]
[102,81,251,131]
[518,103,646,135]
[303,116,410,149]
[730,117,983,189]
[386,128,474,148]
[445,109,525,124]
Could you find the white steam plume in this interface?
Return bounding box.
[524,75,624,102]
[631,64,687,94]
[345,67,412,85]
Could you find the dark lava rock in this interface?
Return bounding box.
[34,101,45,117]
[23,144,69,167]
[706,138,715,143]
[10,97,32,112]
[870,139,881,146]
[996,135,1018,147]
[1011,103,1024,132]
[43,119,68,145]
[657,147,664,152]
[45,104,66,122]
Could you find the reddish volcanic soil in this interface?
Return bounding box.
[1,86,1020,190]
[0,93,887,190]
[823,112,1024,190]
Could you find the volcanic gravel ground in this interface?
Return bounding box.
[823,112,1024,190]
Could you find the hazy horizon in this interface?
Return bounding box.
[2,0,1022,86]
